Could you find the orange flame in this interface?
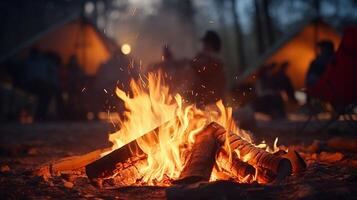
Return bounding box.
[106,71,278,185]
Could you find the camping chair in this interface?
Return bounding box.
[299,26,357,133]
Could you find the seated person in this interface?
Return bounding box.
[306,40,335,87]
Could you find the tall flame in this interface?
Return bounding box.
[107,71,278,185]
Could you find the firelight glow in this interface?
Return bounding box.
[105,71,279,185]
[121,43,131,55]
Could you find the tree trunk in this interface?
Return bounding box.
[262,0,275,46]
[230,0,246,72]
[254,0,265,54]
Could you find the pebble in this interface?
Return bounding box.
[61,172,77,182]
[0,165,10,172]
[64,181,74,189]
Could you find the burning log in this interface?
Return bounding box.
[256,167,276,183]
[34,148,110,177]
[109,154,148,187]
[175,123,220,184]
[211,122,292,179]
[216,149,255,181]
[86,117,178,180]
[86,139,144,180]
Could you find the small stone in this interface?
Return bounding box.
[319,151,344,162]
[61,172,77,182]
[64,181,74,189]
[0,165,10,172]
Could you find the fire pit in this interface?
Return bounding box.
[1,72,356,199]
[36,72,300,185]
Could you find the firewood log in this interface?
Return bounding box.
[86,139,144,180]
[174,123,220,184]
[282,149,306,174]
[34,148,110,177]
[216,149,255,181]
[256,167,276,183]
[211,122,292,179]
[86,117,178,180]
[105,154,148,187]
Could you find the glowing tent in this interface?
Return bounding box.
[4,15,115,75]
[241,19,341,89]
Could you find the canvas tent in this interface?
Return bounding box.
[4,15,115,75]
[240,19,341,90]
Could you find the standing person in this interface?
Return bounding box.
[190,30,226,107]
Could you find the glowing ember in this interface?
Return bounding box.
[105,71,280,185]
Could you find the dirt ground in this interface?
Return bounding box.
[0,120,356,199]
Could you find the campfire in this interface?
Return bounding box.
[35,71,305,188]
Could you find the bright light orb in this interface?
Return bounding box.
[121,43,131,55]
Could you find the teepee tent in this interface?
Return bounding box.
[32,17,115,75]
[3,15,115,75]
[241,19,341,89]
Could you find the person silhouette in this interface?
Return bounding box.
[190,30,226,107]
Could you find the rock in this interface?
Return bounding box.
[319,152,344,163]
[0,165,10,173]
[49,181,55,187]
[327,137,357,152]
[61,172,77,182]
[83,194,95,198]
[33,165,51,181]
[64,181,74,189]
[295,184,314,199]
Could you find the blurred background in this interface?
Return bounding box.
[0,0,356,126]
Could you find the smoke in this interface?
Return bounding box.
[112,6,198,71]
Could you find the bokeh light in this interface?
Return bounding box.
[121,43,131,55]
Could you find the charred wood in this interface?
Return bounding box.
[256,167,276,183]
[85,118,178,180]
[174,123,220,184]
[282,149,306,174]
[216,149,255,181]
[85,139,144,180]
[211,122,292,179]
